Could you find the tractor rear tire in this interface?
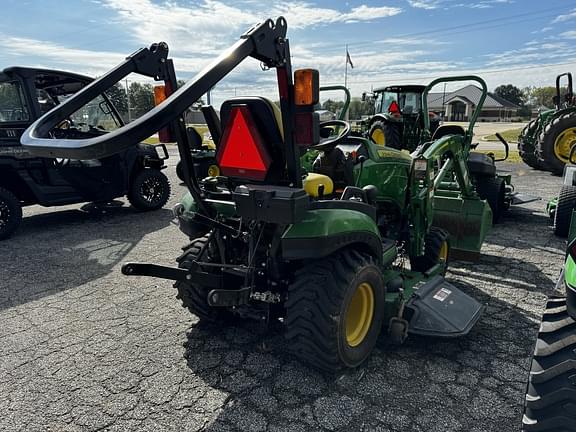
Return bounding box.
[553,185,576,237]
[369,120,402,149]
[174,235,233,323]
[522,297,576,431]
[285,249,385,372]
[518,119,544,170]
[538,112,576,176]
[475,176,506,223]
[410,227,450,274]
[128,169,170,211]
[0,187,22,241]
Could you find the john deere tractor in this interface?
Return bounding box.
[21,18,492,371]
[518,72,576,175]
[522,213,576,430]
[363,85,441,150]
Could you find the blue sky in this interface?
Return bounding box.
[1,0,576,105]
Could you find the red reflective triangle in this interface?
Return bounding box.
[388,101,400,114]
[217,106,271,180]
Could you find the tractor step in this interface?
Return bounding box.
[405,275,483,337]
[510,192,540,206]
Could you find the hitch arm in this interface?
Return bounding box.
[122,263,222,288]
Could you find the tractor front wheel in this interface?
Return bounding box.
[368,120,402,149]
[538,112,576,175]
[285,249,385,372]
[553,185,576,237]
[518,119,544,170]
[0,187,22,241]
[410,227,450,274]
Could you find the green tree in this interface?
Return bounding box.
[524,86,556,109]
[128,82,154,119]
[322,99,345,115]
[105,84,128,120]
[494,84,524,106]
[348,97,373,120]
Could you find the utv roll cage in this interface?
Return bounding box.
[21,18,302,219]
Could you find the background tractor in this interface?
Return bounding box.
[522,212,576,431]
[21,18,491,372]
[0,67,170,240]
[518,72,576,175]
[362,85,441,150]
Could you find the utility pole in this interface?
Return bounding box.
[125,78,131,122]
[344,44,348,89]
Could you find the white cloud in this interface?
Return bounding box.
[553,8,576,23]
[560,30,576,39]
[407,0,442,9]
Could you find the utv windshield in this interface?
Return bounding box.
[0,81,30,122]
[57,93,121,132]
[375,90,422,115]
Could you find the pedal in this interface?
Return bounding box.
[406,276,483,337]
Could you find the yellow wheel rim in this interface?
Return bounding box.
[553,127,576,163]
[345,282,374,347]
[371,128,385,146]
[438,241,449,263]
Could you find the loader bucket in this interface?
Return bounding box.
[432,192,492,261]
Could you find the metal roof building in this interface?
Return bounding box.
[427,84,519,122]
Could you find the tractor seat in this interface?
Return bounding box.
[431,125,466,140]
[467,152,496,177]
[217,97,285,182]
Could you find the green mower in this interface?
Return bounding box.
[522,211,576,430]
[519,72,576,175]
[21,18,492,371]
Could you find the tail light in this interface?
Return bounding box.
[294,68,320,146]
[153,84,174,142]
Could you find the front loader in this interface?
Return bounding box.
[21,17,489,371]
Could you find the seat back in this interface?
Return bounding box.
[216,97,285,182]
[431,124,466,140]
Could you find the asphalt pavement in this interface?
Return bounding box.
[0,148,566,432]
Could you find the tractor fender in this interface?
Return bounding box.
[281,208,382,261]
[369,113,398,126]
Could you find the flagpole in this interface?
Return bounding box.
[344,44,348,89]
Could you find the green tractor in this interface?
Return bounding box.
[21,18,492,371]
[522,212,576,430]
[518,72,576,175]
[362,84,441,150]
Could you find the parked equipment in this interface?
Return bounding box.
[362,85,441,150]
[518,72,576,175]
[522,214,576,430]
[0,67,170,240]
[22,18,489,371]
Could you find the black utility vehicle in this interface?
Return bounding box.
[0,67,170,239]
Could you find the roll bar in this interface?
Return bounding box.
[422,75,488,135]
[556,72,573,109]
[319,85,351,121]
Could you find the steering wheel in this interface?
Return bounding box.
[310,120,351,152]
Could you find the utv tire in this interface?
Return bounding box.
[285,249,385,372]
[369,120,402,149]
[538,112,576,175]
[475,176,506,223]
[174,235,233,323]
[518,119,544,170]
[553,185,576,237]
[522,297,576,431]
[176,161,185,182]
[410,227,450,274]
[0,187,22,241]
[128,169,170,211]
